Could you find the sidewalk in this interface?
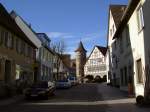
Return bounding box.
[98,83,131,100]
[98,83,150,112]
[0,95,24,106]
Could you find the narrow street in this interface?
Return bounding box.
[0,83,150,112]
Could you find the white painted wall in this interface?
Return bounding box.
[106,10,117,83]
[127,1,145,96]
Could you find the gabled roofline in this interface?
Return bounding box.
[107,4,127,47]
[10,10,41,48]
[106,6,111,48]
[36,33,51,42]
[0,3,37,48]
[113,0,140,39]
[85,45,107,65]
[42,44,55,55]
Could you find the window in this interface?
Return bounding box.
[115,57,118,69]
[20,40,23,54]
[25,44,28,56]
[93,59,97,65]
[119,34,124,53]
[42,48,45,59]
[16,38,21,53]
[30,47,33,58]
[125,25,130,46]
[0,59,1,74]
[114,40,117,50]
[99,65,106,71]
[98,58,102,63]
[124,67,127,85]
[54,63,57,68]
[4,31,9,47]
[110,29,112,37]
[120,69,124,85]
[32,49,36,59]
[137,6,144,31]
[10,35,14,49]
[46,51,48,61]
[128,65,133,83]
[94,51,97,57]
[20,41,25,55]
[0,30,4,45]
[120,67,128,86]
[136,59,143,83]
[8,33,13,49]
[112,24,115,33]
[0,30,2,45]
[27,45,32,57]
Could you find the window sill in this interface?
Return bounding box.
[136,83,144,85]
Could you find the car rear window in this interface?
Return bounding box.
[31,82,48,88]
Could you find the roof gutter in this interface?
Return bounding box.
[113,0,140,39]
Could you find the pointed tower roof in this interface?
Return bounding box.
[75,41,87,52]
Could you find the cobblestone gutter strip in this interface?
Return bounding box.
[23,98,135,106]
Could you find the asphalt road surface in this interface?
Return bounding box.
[0,83,108,112]
[1,83,150,112]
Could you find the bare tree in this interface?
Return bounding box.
[51,39,66,80]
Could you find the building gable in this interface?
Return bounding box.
[85,46,106,66]
[10,11,42,48]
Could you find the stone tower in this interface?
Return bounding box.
[75,41,87,83]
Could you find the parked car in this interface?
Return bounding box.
[56,79,71,89]
[69,77,77,86]
[24,81,55,99]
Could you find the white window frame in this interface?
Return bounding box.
[137,6,144,32]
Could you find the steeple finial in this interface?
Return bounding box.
[75,41,87,52]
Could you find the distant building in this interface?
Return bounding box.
[36,33,50,47]
[75,41,87,83]
[71,59,76,69]
[0,4,37,97]
[84,46,107,79]
[53,54,68,80]
[61,54,71,67]
[36,33,54,81]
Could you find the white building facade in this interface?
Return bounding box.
[84,46,107,79]
[106,5,126,86]
[107,0,150,100]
